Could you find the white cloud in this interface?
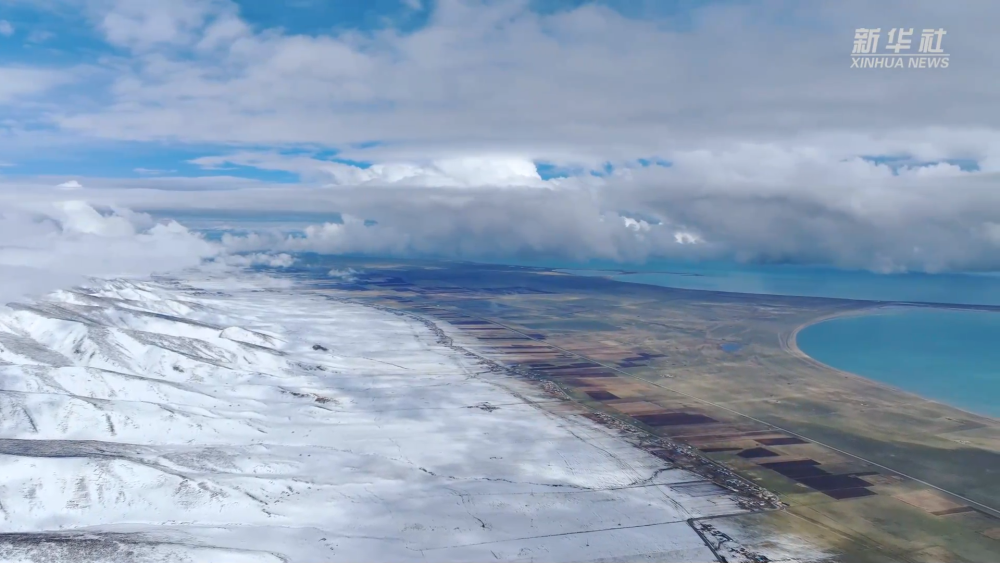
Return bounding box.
[674,231,701,245]
[54,200,136,236]
[622,216,651,233]
[56,180,83,190]
[219,252,295,268]
[0,201,221,304]
[327,267,359,280]
[97,0,226,50]
[191,152,555,187]
[0,67,70,104]
[0,20,13,37]
[218,208,707,265]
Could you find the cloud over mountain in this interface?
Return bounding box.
[0,201,219,303]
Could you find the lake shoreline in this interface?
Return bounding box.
[786,306,999,422]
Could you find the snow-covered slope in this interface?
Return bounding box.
[0,273,801,562]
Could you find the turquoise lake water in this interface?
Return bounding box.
[796,308,1000,417]
[554,261,1000,307]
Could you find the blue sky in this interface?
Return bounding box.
[236,0,434,35]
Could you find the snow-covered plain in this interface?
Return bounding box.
[0,272,772,562]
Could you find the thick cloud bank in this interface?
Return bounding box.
[206,153,1000,273]
[0,201,220,303]
[5,149,1000,273]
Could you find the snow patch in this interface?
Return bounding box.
[219,326,281,348]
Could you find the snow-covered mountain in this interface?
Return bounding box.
[0,272,809,562]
